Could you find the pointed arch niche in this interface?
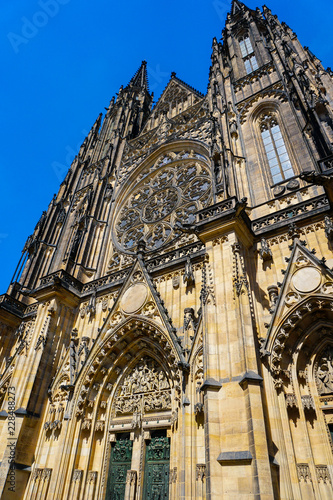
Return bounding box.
[266,297,333,498]
[48,317,182,500]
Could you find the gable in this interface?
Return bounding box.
[262,239,333,383]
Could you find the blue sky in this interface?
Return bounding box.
[1,0,333,293]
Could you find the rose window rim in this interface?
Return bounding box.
[112,149,212,254]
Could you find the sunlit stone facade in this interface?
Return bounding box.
[1,1,333,498]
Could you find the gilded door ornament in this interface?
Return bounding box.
[113,152,212,253]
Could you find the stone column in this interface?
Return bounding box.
[124,470,137,500]
[196,464,206,499]
[84,471,97,500]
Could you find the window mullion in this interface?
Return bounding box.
[269,126,284,178]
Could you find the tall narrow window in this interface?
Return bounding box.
[259,113,294,184]
[239,36,259,74]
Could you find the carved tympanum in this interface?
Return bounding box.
[114,357,171,416]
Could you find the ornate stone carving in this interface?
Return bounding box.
[82,418,92,430]
[325,216,333,241]
[194,403,204,415]
[77,337,90,368]
[113,155,212,253]
[267,285,279,312]
[86,288,96,318]
[196,464,206,481]
[32,468,43,481]
[184,308,197,332]
[316,346,333,395]
[271,300,333,378]
[285,291,300,306]
[126,469,137,485]
[42,468,52,480]
[316,465,331,484]
[259,238,272,261]
[69,329,78,385]
[95,420,105,432]
[183,257,195,286]
[297,463,311,483]
[169,467,177,484]
[114,357,171,416]
[72,469,83,483]
[285,393,298,409]
[172,274,180,289]
[301,395,315,411]
[87,471,98,484]
[251,195,329,234]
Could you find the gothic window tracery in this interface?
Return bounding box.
[114,150,212,253]
[239,36,259,74]
[259,112,294,184]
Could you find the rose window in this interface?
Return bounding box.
[113,151,212,253]
[142,188,179,222]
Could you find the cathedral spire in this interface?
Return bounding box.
[127,60,149,91]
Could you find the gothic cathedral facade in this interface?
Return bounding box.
[1,1,333,498]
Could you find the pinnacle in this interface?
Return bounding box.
[128,60,149,91]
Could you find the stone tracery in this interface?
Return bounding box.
[114,357,171,416]
[114,150,212,253]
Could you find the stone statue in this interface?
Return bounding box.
[259,238,273,261]
[183,257,195,286]
[316,347,333,395]
[325,216,333,241]
[69,330,78,384]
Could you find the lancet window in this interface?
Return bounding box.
[259,113,294,184]
[239,36,258,74]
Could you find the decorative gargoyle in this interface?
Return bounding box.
[324,215,333,241]
[183,257,195,287]
[235,197,248,216]
[86,288,96,318]
[183,307,197,333]
[267,285,279,313]
[259,237,272,262]
[69,329,78,385]
[300,171,333,206]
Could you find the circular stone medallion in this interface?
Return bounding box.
[286,179,300,191]
[273,185,285,197]
[120,283,148,314]
[292,267,321,293]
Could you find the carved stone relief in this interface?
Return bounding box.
[113,357,171,416]
[316,346,333,395]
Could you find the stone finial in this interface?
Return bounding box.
[136,239,146,258]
